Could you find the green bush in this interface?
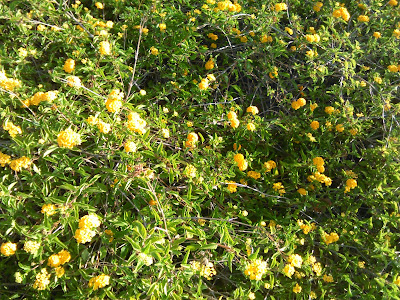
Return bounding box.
[0,0,399,299]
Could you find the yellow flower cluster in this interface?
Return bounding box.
[3,120,22,137]
[244,259,268,280]
[246,122,255,131]
[215,0,241,12]
[297,219,316,234]
[185,132,199,148]
[22,90,57,107]
[190,260,217,280]
[66,75,82,88]
[198,78,209,90]
[308,172,332,186]
[184,164,197,178]
[105,89,123,113]
[297,188,307,196]
[246,105,259,115]
[323,232,339,245]
[247,171,261,179]
[305,34,320,43]
[234,153,248,171]
[207,33,218,41]
[293,283,302,293]
[260,34,273,43]
[0,152,11,167]
[158,23,166,32]
[48,249,71,267]
[124,141,137,153]
[227,111,240,128]
[63,58,75,73]
[9,156,31,172]
[388,65,399,72]
[127,112,147,134]
[310,120,320,130]
[345,178,357,193]
[226,181,237,193]
[273,182,285,195]
[0,70,21,91]
[323,274,334,282]
[150,46,159,55]
[57,128,82,149]
[313,2,323,12]
[357,15,370,22]
[335,124,344,132]
[312,156,325,173]
[274,3,287,12]
[161,128,170,138]
[23,240,40,255]
[324,106,335,114]
[332,7,350,22]
[1,242,17,256]
[389,0,398,6]
[33,268,51,290]
[89,274,110,290]
[99,41,111,55]
[41,203,57,216]
[291,98,306,110]
[205,58,215,70]
[264,160,276,172]
[74,214,101,244]
[283,254,303,279]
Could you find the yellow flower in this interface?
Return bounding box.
[227,111,237,120]
[293,283,302,294]
[3,121,22,138]
[323,274,334,282]
[244,259,268,281]
[357,15,370,22]
[205,58,215,70]
[264,160,276,172]
[75,228,97,244]
[389,0,398,6]
[285,27,293,35]
[63,58,75,73]
[238,160,248,171]
[260,34,273,43]
[33,268,51,290]
[325,106,335,114]
[184,164,197,178]
[41,203,57,216]
[66,76,82,88]
[373,32,381,39]
[313,2,323,12]
[55,267,65,278]
[226,181,237,193]
[127,112,147,134]
[105,98,123,113]
[247,123,256,131]
[246,106,259,115]
[274,3,288,12]
[150,46,159,55]
[88,274,110,290]
[288,254,303,268]
[283,263,295,278]
[79,214,101,229]
[23,241,40,255]
[95,2,103,9]
[388,65,398,72]
[124,141,137,153]
[297,188,307,196]
[1,242,17,256]
[57,128,82,148]
[335,124,344,132]
[198,78,209,90]
[310,121,320,130]
[323,232,339,245]
[99,41,111,55]
[9,156,31,172]
[247,171,261,179]
[161,128,170,138]
[207,33,218,41]
[158,23,166,32]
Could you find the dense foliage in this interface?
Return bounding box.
[0,0,399,299]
